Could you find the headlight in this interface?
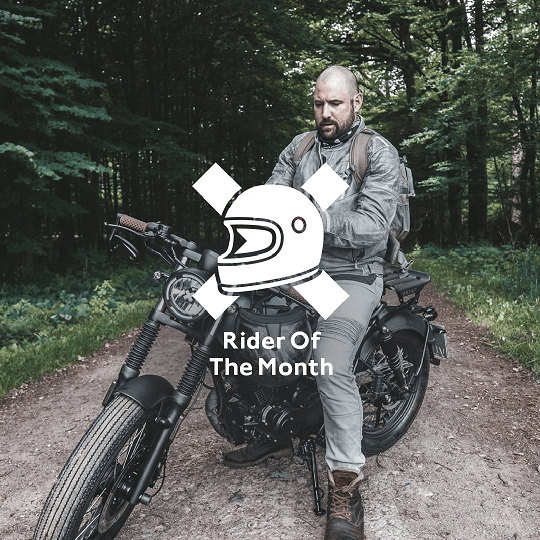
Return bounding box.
[163,269,209,323]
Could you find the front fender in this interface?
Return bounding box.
[358,310,428,364]
[114,374,175,410]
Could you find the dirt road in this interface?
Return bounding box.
[1,284,539,540]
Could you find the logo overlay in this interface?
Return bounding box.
[192,163,349,320]
[209,330,333,377]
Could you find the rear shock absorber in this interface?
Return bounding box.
[371,369,385,403]
[379,326,409,398]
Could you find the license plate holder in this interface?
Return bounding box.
[430,324,449,359]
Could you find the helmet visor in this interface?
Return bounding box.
[219,218,283,265]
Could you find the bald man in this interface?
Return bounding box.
[224,66,401,540]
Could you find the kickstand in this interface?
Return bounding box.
[298,437,326,516]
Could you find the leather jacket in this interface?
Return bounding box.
[266,116,400,275]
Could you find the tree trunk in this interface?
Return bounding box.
[399,16,419,135]
[444,0,466,242]
[467,0,488,238]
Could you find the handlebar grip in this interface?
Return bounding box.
[119,214,149,233]
[285,286,311,307]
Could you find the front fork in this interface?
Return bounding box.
[103,295,219,506]
[127,392,188,505]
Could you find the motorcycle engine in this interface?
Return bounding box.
[205,376,323,445]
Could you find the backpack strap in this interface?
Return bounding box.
[292,128,377,185]
[292,130,317,161]
[350,129,377,184]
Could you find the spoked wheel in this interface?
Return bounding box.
[356,330,429,456]
[34,396,165,540]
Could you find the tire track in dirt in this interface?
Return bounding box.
[1,283,539,540]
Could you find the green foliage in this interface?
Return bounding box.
[0,2,114,278]
[411,245,540,372]
[1,0,319,278]
[0,258,157,345]
[0,256,160,396]
[316,0,540,243]
[2,0,539,272]
[0,299,155,396]
[412,244,540,302]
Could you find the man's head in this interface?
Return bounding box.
[314,66,363,141]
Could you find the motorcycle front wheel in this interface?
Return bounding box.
[356,330,429,456]
[33,395,162,540]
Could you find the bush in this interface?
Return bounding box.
[0,299,155,395]
[0,254,162,396]
[410,244,540,373]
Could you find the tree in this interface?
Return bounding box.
[0,3,110,279]
[2,0,538,278]
[324,0,539,244]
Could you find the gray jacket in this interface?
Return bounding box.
[266,116,400,275]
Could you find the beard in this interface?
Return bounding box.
[316,107,357,141]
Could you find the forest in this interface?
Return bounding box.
[1,0,538,281]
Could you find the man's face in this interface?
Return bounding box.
[314,78,362,141]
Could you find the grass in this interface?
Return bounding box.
[0,299,155,396]
[0,251,162,397]
[409,244,540,373]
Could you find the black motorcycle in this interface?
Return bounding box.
[33,214,448,540]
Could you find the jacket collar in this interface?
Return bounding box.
[318,115,365,148]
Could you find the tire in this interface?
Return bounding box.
[34,396,163,540]
[356,330,429,456]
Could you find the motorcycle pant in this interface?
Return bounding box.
[313,275,383,474]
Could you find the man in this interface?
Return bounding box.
[223,65,400,540]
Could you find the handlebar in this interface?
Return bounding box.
[106,213,201,268]
[284,285,309,306]
[119,214,152,233]
[109,214,315,312]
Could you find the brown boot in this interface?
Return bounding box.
[324,469,365,540]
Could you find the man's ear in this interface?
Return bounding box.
[354,93,363,113]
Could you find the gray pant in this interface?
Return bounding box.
[313,275,383,473]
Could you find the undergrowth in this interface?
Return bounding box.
[0,252,162,396]
[410,244,540,373]
[3,244,539,396]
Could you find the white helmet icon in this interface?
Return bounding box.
[192,163,350,319]
[218,185,323,293]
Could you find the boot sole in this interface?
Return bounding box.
[222,447,293,468]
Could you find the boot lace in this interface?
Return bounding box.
[328,487,354,521]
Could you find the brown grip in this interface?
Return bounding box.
[119,214,148,233]
[285,286,311,307]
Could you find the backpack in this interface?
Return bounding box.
[293,129,415,267]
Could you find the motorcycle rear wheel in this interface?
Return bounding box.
[33,395,161,540]
[357,330,429,456]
